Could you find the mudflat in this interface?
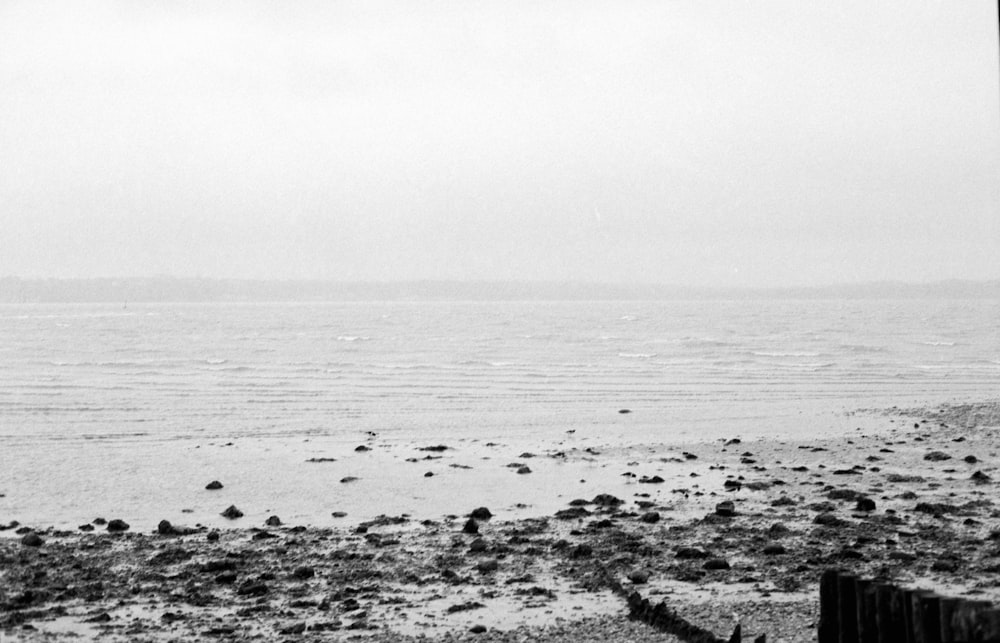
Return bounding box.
[2,401,999,642]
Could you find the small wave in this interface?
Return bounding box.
[919,341,955,347]
[618,352,657,359]
[204,358,228,365]
[752,351,821,357]
[337,336,369,342]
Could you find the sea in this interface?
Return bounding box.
[1,298,998,530]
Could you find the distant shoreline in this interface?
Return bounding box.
[1,277,999,303]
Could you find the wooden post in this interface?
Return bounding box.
[972,608,1000,641]
[819,569,841,643]
[839,573,860,643]
[911,592,941,643]
[902,588,917,643]
[938,597,959,643]
[875,583,899,643]
[857,578,878,643]
[949,600,991,641]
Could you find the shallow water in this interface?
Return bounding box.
[1,299,997,529]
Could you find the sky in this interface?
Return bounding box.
[1,1,998,287]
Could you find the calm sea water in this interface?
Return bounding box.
[1,299,997,443]
[1,299,998,528]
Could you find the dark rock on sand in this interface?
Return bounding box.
[205,480,223,490]
[265,515,282,527]
[715,500,736,517]
[292,566,315,580]
[517,466,532,474]
[971,471,992,484]
[470,624,488,634]
[771,496,796,507]
[763,544,786,555]
[814,512,845,527]
[827,489,860,501]
[107,519,130,532]
[469,538,488,553]
[639,475,664,484]
[418,445,450,452]
[215,572,238,584]
[855,497,877,512]
[355,445,371,452]
[78,524,94,532]
[570,544,593,558]
[236,581,269,596]
[964,455,978,464]
[476,559,499,573]
[619,409,631,414]
[20,532,43,547]
[157,520,178,535]
[703,558,731,570]
[675,547,709,559]
[340,476,359,483]
[221,505,243,519]
[463,518,479,534]
[627,569,651,584]
[924,451,951,462]
[592,494,624,507]
[206,531,220,542]
[470,507,493,520]
[555,507,591,520]
[93,517,107,525]
[639,512,660,524]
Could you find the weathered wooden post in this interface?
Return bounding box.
[875,583,900,643]
[938,596,960,643]
[857,578,878,643]
[911,591,941,643]
[819,569,841,643]
[839,572,860,643]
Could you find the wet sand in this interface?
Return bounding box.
[2,400,999,642]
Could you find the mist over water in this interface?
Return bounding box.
[1,299,997,444]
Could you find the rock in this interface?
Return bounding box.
[724,480,742,491]
[221,505,243,519]
[331,511,348,518]
[703,558,730,570]
[280,622,307,635]
[206,531,220,542]
[476,559,499,573]
[470,507,493,520]
[340,476,359,483]
[355,445,371,452]
[627,569,651,584]
[78,524,94,532]
[236,581,269,596]
[619,409,631,414]
[763,544,786,555]
[768,523,790,537]
[887,473,925,483]
[157,520,177,535]
[964,455,978,464]
[554,507,591,520]
[675,547,709,559]
[107,519,130,532]
[292,566,315,580]
[424,471,434,477]
[215,572,238,584]
[470,624,487,634]
[516,466,532,474]
[469,538,488,553]
[827,489,860,501]
[92,517,107,525]
[639,475,664,484]
[20,532,43,547]
[814,512,844,527]
[855,497,877,512]
[592,494,623,507]
[715,500,736,517]
[771,496,796,507]
[639,511,660,524]
[205,480,223,490]
[570,544,593,558]
[923,451,951,462]
[265,515,282,527]
[463,518,479,534]
[932,558,959,572]
[971,470,992,484]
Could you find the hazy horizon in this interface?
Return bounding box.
[3,1,999,287]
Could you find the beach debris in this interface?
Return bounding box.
[20,532,43,547]
[221,505,243,519]
[618,409,631,414]
[107,519,130,532]
[340,476,359,483]
[205,480,223,490]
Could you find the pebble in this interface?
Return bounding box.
[221,505,244,520]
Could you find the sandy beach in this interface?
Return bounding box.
[3,400,1000,642]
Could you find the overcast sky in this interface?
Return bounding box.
[2,1,998,286]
